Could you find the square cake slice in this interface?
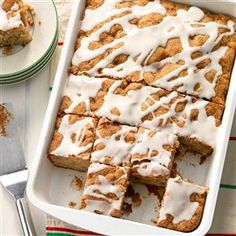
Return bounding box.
[80,163,130,218]
[48,115,97,171]
[157,177,207,232]
[0,0,33,48]
[91,117,137,167]
[59,74,115,116]
[130,128,179,186]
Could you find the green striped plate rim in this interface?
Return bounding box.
[0,30,59,82]
[0,28,58,80]
[0,35,58,85]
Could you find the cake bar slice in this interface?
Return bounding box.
[131,128,179,186]
[48,114,97,171]
[59,74,115,116]
[0,0,33,48]
[144,44,235,106]
[80,163,130,218]
[157,177,207,232]
[91,117,137,167]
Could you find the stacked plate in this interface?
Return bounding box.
[0,0,58,85]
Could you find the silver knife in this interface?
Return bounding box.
[0,103,36,236]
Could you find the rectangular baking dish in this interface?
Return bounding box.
[27,0,236,235]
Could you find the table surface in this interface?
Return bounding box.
[0,66,49,236]
[1,1,236,235]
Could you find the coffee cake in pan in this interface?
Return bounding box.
[47,0,236,232]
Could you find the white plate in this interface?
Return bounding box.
[27,1,236,235]
[0,0,58,77]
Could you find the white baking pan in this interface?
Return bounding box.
[27,0,236,235]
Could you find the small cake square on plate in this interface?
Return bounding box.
[0,0,33,48]
[130,128,179,186]
[157,176,207,232]
[80,163,130,218]
[91,117,137,167]
[48,114,97,171]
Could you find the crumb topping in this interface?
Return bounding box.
[0,104,12,137]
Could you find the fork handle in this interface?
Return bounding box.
[16,198,36,236]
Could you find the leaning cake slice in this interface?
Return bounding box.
[91,117,137,167]
[130,128,179,186]
[157,176,207,232]
[80,163,130,218]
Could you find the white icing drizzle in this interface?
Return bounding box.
[91,121,137,166]
[72,0,167,71]
[51,115,95,158]
[95,80,163,126]
[131,128,176,177]
[148,46,228,99]
[81,0,124,31]
[131,128,177,167]
[11,2,19,11]
[82,163,128,216]
[166,98,219,147]
[82,197,123,216]
[85,175,123,199]
[72,1,235,100]
[0,0,23,31]
[134,161,169,177]
[63,74,106,114]
[81,0,166,31]
[87,162,109,174]
[158,177,206,224]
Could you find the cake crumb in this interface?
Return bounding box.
[123,202,132,216]
[132,192,142,207]
[171,162,184,178]
[0,104,12,137]
[200,154,209,165]
[68,201,77,208]
[145,184,165,201]
[125,185,135,198]
[190,162,196,167]
[175,144,188,160]
[151,219,157,225]
[70,176,83,190]
[171,162,178,177]
[2,46,12,55]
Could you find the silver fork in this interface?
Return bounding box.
[0,103,35,236]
